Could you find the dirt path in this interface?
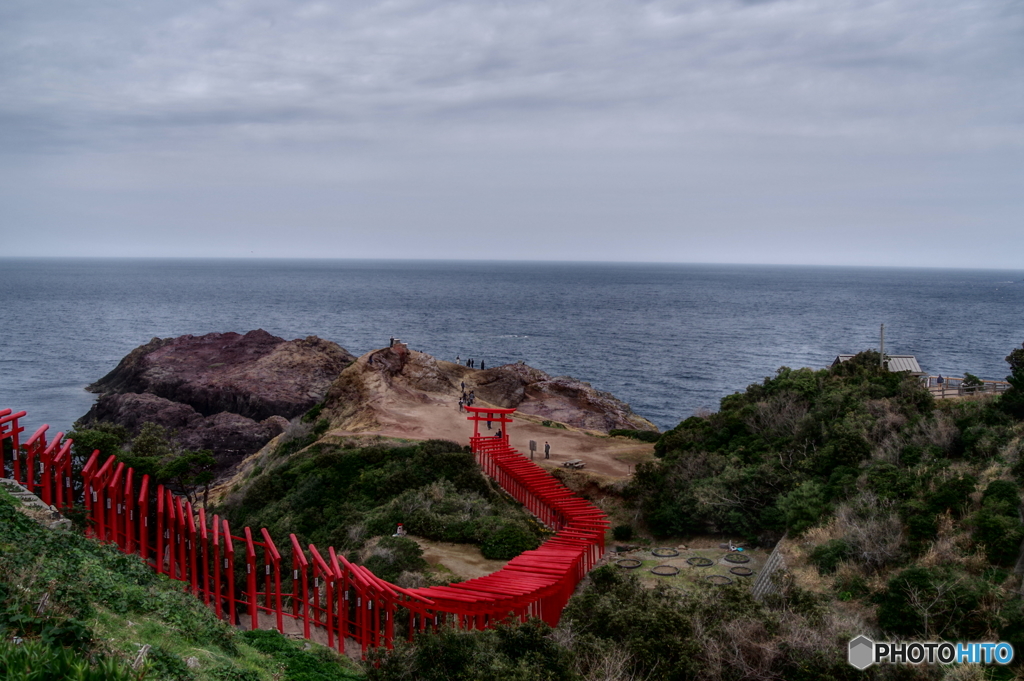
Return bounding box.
[331,389,654,479]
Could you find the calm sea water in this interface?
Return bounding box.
[1,258,1022,434]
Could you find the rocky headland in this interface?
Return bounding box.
[80,330,355,463]
[324,343,657,434]
[81,332,657,476]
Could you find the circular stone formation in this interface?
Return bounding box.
[686,556,714,567]
[724,552,750,564]
[651,547,680,558]
[650,565,680,576]
[705,574,733,586]
[616,558,643,569]
[729,566,754,577]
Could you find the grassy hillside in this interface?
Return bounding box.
[0,485,362,681]
[218,435,549,585]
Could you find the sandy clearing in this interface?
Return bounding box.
[331,387,656,479]
[410,537,509,581]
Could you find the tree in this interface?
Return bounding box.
[1001,343,1024,418]
[157,449,216,506]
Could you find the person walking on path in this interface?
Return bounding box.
[469,390,475,405]
[544,441,550,459]
[458,398,464,412]
[495,428,502,439]
[461,381,465,391]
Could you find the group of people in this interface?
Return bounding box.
[455,355,485,370]
[458,386,477,412]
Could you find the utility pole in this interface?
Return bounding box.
[880,323,885,368]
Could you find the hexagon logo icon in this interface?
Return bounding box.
[849,635,875,670]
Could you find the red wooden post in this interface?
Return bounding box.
[93,456,115,542]
[23,424,48,492]
[156,485,165,575]
[39,433,61,506]
[185,502,198,595]
[124,468,136,554]
[52,439,73,510]
[223,519,237,625]
[173,495,186,581]
[290,534,310,640]
[199,508,210,605]
[244,527,259,631]
[213,514,223,619]
[138,475,150,564]
[107,463,125,550]
[261,528,283,633]
[309,545,335,649]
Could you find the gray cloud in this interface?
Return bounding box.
[1,0,1022,264]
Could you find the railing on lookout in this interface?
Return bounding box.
[0,405,607,655]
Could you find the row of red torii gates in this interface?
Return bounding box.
[0,405,607,654]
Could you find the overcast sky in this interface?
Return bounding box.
[2,0,1022,266]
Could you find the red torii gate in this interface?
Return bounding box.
[464,404,515,447]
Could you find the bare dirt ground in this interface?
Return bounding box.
[330,387,656,479]
[410,537,509,581]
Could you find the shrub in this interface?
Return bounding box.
[876,566,990,639]
[777,481,828,535]
[927,475,977,518]
[612,524,633,541]
[481,523,540,560]
[809,539,852,575]
[363,536,429,582]
[608,429,660,443]
[971,510,1024,567]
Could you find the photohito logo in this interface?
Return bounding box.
[848,636,1014,669]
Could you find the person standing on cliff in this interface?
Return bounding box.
[544,441,550,459]
[480,360,485,370]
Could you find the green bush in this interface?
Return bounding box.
[777,481,828,535]
[808,539,852,575]
[875,566,991,639]
[608,429,660,443]
[612,524,633,541]
[481,523,540,560]
[363,536,429,582]
[971,509,1024,567]
[365,618,574,681]
[927,475,977,518]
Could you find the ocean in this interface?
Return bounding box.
[1,258,1022,434]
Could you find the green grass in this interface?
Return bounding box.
[0,486,363,681]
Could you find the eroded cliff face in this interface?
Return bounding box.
[324,344,657,434]
[81,330,354,463]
